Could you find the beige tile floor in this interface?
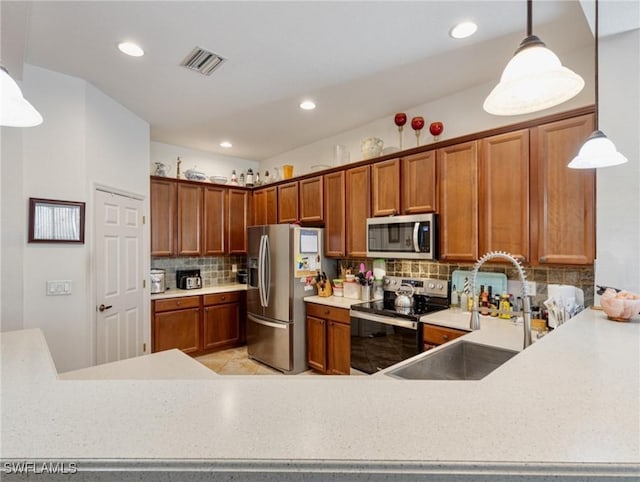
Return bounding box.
[195,346,307,375]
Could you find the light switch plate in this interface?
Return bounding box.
[46,280,72,296]
[232,264,237,273]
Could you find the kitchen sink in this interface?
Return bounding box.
[386,340,518,380]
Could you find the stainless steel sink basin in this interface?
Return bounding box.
[386,340,518,380]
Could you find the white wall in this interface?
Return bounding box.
[261,46,594,176]
[3,65,150,372]
[595,28,640,296]
[150,141,259,180]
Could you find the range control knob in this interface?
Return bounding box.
[437,283,444,290]
[428,282,435,289]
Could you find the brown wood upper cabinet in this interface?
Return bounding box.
[299,176,324,223]
[228,189,249,254]
[345,165,371,257]
[252,186,277,225]
[177,182,203,256]
[531,114,595,265]
[324,170,346,257]
[479,129,530,261]
[203,185,226,255]
[402,150,437,214]
[438,141,479,262]
[150,178,176,256]
[371,158,400,216]
[277,181,299,223]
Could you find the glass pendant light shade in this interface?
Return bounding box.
[568,130,628,169]
[0,67,43,127]
[484,36,585,116]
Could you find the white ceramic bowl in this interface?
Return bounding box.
[210,176,228,184]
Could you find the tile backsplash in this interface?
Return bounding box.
[151,255,247,289]
[338,258,594,308]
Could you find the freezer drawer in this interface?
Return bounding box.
[247,314,292,373]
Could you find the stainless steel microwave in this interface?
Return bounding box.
[366,213,438,259]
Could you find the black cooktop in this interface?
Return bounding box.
[351,294,448,321]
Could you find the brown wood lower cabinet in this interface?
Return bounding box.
[306,303,350,375]
[153,296,201,354]
[422,323,467,351]
[152,291,245,356]
[203,292,243,351]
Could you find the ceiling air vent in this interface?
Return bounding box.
[180,47,226,76]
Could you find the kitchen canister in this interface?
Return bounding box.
[343,280,360,299]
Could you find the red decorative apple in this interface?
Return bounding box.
[394,113,407,127]
[411,116,425,131]
[429,121,444,140]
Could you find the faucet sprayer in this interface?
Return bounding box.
[469,251,532,349]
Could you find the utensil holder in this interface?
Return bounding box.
[318,283,332,297]
[360,284,371,301]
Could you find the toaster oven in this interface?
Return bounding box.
[176,269,202,290]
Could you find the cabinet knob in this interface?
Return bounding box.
[176,301,181,306]
[442,335,449,341]
[324,310,330,315]
[221,296,226,301]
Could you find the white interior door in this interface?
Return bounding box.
[95,189,145,364]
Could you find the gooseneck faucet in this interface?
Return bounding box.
[469,251,532,349]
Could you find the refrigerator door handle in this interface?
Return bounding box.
[264,234,271,306]
[248,314,287,330]
[258,234,266,307]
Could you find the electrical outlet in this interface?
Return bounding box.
[232,264,237,273]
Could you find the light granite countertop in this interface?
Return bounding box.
[1,308,639,480]
[150,283,246,300]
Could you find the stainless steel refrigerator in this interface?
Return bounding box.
[247,225,334,374]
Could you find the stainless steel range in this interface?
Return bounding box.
[349,276,449,374]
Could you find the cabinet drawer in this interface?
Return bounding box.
[423,324,467,345]
[306,303,350,325]
[203,291,242,306]
[154,296,200,313]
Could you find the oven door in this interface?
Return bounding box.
[350,311,421,374]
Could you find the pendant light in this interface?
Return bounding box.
[484,0,584,116]
[568,0,627,169]
[0,65,43,127]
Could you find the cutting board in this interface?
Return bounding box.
[451,270,507,297]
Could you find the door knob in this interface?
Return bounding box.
[98,304,113,312]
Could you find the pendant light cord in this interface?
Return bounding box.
[594,0,600,129]
[527,0,533,36]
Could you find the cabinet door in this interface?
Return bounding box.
[150,178,176,256]
[402,151,437,214]
[327,321,350,375]
[278,181,299,223]
[177,182,203,256]
[203,186,226,255]
[371,158,400,216]
[531,114,595,265]
[306,315,327,373]
[346,165,371,257]
[299,176,324,223]
[324,171,346,257]
[203,302,241,351]
[438,141,479,262]
[252,187,277,225]
[153,308,201,354]
[479,130,530,261]
[228,189,249,254]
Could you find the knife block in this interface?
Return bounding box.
[318,283,332,297]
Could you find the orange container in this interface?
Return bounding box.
[282,164,294,179]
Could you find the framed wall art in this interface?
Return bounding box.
[28,198,85,244]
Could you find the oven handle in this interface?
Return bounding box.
[349,311,417,330]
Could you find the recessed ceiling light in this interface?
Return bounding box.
[118,41,144,57]
[220,141,232,148]
[299,100,316,110]
[450,21,478,39]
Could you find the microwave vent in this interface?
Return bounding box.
[180,47,226,76]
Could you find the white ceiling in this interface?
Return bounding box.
[5,0,629,161]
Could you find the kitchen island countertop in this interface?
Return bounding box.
[1,308,639,480]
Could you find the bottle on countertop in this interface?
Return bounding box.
[499,292,512,319]
[480,285,489,316]
[450,284,459,309]
[246,169,254,187]
[460,292,468,313]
